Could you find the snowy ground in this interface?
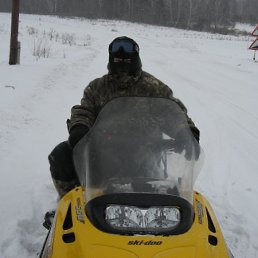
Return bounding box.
[0,12,258,257]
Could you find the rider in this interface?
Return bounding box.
[48,36,200,198]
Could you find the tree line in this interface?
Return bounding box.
[1,0,257,33]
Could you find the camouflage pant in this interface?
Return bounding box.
[48,141,79,198]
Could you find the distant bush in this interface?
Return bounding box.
[61,33,76,46]
[27,26,38,36]
[33,38,51,59]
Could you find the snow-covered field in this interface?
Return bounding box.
[0,12,257,257]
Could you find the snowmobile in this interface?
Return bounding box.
[40,97,234,258]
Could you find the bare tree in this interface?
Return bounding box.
[2,0,257,32]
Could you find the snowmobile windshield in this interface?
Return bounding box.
[73,97,203,205]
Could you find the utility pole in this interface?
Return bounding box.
[9,0,20,65]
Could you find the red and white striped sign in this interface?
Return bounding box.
[251,25,258,37]
[249,38,258,50]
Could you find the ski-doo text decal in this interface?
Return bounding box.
[75,198,85,224]
[128,240,163,246]
[196,200,204,224]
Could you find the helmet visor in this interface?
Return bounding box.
[110,40,139,54]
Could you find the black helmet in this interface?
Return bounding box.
[108,36,142,75]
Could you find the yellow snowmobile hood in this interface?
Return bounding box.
[42,187,231,258]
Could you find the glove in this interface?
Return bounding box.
[175,130,201,160]
[68,125,89,148]
[173,130,192,160]
[190,127,201,160]
[174,129,201,160]
[190,126,200,143]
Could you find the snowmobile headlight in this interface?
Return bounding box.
[105,205,143,229]
[145,207,181,229]
[105,205,180,231]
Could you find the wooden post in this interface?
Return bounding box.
[9,0,20,65]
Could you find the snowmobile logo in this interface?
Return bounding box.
[128,240,163,246]
[196,200,204,224]
[75,198,85,224]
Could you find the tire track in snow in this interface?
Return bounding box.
[0,46,103,257]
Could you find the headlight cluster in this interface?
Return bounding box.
[105,205,180,231]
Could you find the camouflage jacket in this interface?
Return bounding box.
[67,70,199,140]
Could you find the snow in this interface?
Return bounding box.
[0,12,258,257]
